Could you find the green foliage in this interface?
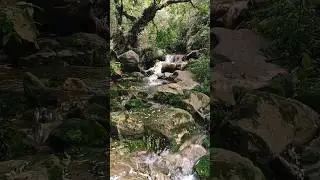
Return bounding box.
[122,139,147,152]
[0,2,40,47]
[111,0,209,51]
[195,154,210,178]
[110,60,122,76]
[124,98,152,110]
[187,55,210,95]
[244,0,320,68]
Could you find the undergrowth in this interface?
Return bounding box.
[243,0,320,69]
[187,55,210,95]
[243,0,320,112]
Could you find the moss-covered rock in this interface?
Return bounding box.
[110,111,144,138]
[43,155,64,180]
[210,148,266,180]
[217,90,320,179]
[124,98,152,110]
[57,33,107,67]
[0,124,37,160]
[83,103,108,128]
[152,91,189,109]
[48,118,107,151]
[111,107,198,150]
[139,107,198,147]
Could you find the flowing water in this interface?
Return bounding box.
[110,134,207,180]
[111,54,206,180]
[146,54,180,86]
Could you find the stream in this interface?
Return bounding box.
[110,53,208,180]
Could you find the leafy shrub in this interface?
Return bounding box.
[110,60,122,76]
[0,2,40,47]
[187,55,210,95]
[243,0,320,68]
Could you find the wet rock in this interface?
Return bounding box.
[163,144,207,176]
[210,148,267,180]
[217,90,320,179]
[48,118,107,152]
[223,1,249,29]
[183,91,210,122]
[83,103,108,128]
[153,71,200,99]
[0,155,65,180]
[7,168,49,180]
[57,33,107,66]
[0,124,37,160]
[63,78,89,92]
[110,139,206,180]
[0,160,28,175]
[117,50,140,73]
[141,47,166,69]
[212,0,249,28]
[20,49,57,67]
[23,72,58,107]
[112,107,197,147]
[110,145,151,180]
[88,94,108,107]
[161,62,188,73]
[299,135,320,179]
[142,107,197,146]
[212,28,287,105]
[111,111,145,138]
[185,50,201,60]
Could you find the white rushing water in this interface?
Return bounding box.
[146,55,176,86]
[110,141,207,180]
[133,150,199,180]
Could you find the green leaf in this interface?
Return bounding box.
[301,52,314,69]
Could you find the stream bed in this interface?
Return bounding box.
[110,54,209,180]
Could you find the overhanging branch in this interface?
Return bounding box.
[159,0,195,10]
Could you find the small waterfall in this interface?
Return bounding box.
[146,54,183,86]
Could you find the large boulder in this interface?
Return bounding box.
[111,107,198,147]
[212,28,287,105]
[141,48,166,69]
[117,50,141,73]
[207,148,267,180]
[0,124,37,160]
[48,118,108,152]
[212,0,249,28]
[216,90,320,179]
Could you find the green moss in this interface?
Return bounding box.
[187,55,210,95]
[125,98,152,110]
[195,154,210,178]
[84,103,107,119]
[0,124,36,160]
[122,139,147,152]
[152,93,188,109]
[202,136,210,149]
[143,129,171,152]
[50,118,107,147]
[48,165,63,180]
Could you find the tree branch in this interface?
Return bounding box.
[159,0,194,10]
[122,11,137,21]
